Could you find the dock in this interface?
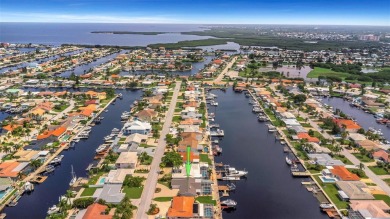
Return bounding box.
[292,171,311,177]
[30,175,48,184]
[218,186,230,197]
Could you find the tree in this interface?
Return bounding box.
[30,159,42,170]
[293,94,307,105]
[72,197,94,208]
[161,152,182,168]
[123,176,145,187]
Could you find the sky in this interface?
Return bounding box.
[0,0,389,26]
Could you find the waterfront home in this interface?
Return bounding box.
[0,178,13,194]
[171,161,211,196]
[371,149,390,163]
[115,152,138,169]
[348,133,367,143]
[333,118,362,133]
[75,203,113,219]
[85,91,106,100]
[123,120,151,135]
[349,200,390,219]
[307,154,345,166]
[327,166,360,181]
[94,184,125,204]
[181,107,202,120]
[134,109,157,122]
[296,133,320,143]
[180,118,202,126]
[125,133,148,145]
[1,124,21,135]
[105,169,133,184]
[167,196,207,219]
[177,138,200,153]
[13,150,39,162]
[355,139,381,151]
[0,161,29,180]
[336,181,374,201]
[37,126,67,141]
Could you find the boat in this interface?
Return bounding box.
[45,165,55,173]
[47,205,60,215]
[210,129,224,137]
[211,101,218,106]
[221,199,237,208]
[49,155,64,165]
[96,145,108,153]
[69,165,77,186]
[224,165,248,177]
[24,182,34,192]
[285,156,292,165]
[111,128,120,134]
[320,203,334,209]
[227,183,236,191]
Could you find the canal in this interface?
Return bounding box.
[3,89,141,219]
[321,97,390,141]
[210,89,328,219]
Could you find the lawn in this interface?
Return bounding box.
[374,194,390,206]
[331,155,353,165]
[53,104,70,112]
[153,197,173,202]
[81,187,97,197]
[172,116,182,123]
[88,172,105,185]
[352,153,374,163]
[368,166,388,175]
[383,178,390,186]
[313,176,349,209]
[199,154,212,165]
[123,186,144,199]
[195,196,216,205]
[307,67,351,79]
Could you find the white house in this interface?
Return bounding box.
[124,120,151,135]
[115,152,138,169]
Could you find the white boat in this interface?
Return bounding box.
[69,165,77,186]
[221,176,241,181]
[45,165,55,173]
[221,199,237,208]
[47,205,60,215]
[224,165,248,177]
[286,156,292,165]
[96,145,107,153]
[211,101,218,106]
[24,182,34,192]
[49,155,64,165]
[320,203,333,209]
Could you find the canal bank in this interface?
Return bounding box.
[2,89,141,219]
[210,89,328,219]
[321,97,390,141]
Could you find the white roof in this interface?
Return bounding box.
[116,152,138,164]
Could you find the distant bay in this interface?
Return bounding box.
[0,23,213,46]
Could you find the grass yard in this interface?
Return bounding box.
[307,67,351,79]
[153,197,173,202]
[200,154,212,165]
[172,116,182,123]
[123,186,144,199]
[331,155,353,165]
[368,166,389,175]
[81,187,97,197]
[313,176,349,209]
[195,196,216,205]
[352,153,374,163]
[383,178,390,186]
[374,194,390,206]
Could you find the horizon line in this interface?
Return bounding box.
[1,21,389,27]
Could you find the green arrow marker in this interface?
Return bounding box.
[185,145,191,177]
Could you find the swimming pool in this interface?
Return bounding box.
[97,177,106,185]
[320,176,337,183]
[0,187,12,200]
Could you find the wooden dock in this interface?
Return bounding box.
[30,175,48,184]
[292,171,311,177]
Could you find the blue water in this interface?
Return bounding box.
[0,23,212,46]
[3,89,142,219]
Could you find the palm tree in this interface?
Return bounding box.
[30,159,42,170]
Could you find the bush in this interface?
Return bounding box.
[73,197,94,208]
[123,176,145,187]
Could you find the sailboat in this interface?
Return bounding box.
[285,156,292,165]
[69,165,77,186]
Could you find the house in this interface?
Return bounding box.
[0,161,29,179]
[85,91,106,100]
[171,161,211,196]
[181,107,202,120]
[336,181,374,201]
[134,109,157,122]
[167,196,204,219]
[75,203,113,219]
[1,124,21,135]
[13,150,39,162]
[124,120,151,135]
[333,118,362,133]
[355,139,380,151]
[94,184,125,204]
[37,126,67,141]
[5,89,23,97]
[372,149,389,163]
[115,152,138,169]
[296,133,320,143]
[349,200,390,219]
[329,166,360,181]
[0,178,12,194]
[307,154,345,166]
[105,169,133,184]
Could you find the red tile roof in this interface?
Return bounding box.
[331,166,360,181]
[83,203,112,219]
[167,196,194,218]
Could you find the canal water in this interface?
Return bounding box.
[321,97,390,141]
[210,89,328,219]
[3,89,141,219]
[0,49,87,74]
[59,50,127,77]
[0,112,10,123]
